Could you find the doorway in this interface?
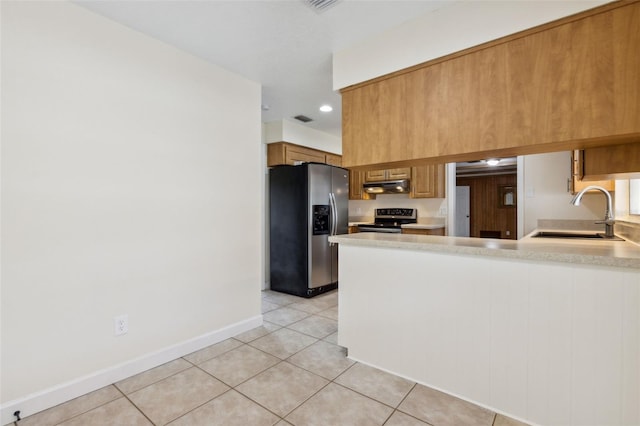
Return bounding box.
[455,186,470,237]
[451,158,518,239]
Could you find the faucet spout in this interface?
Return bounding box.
[570,185,615,237]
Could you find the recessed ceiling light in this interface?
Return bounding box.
[486,159,500,166]
[319,104,333,112]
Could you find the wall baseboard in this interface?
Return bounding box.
[0,315,262,425]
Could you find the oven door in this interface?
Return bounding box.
[357,226,402,234]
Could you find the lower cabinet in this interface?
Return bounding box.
[348,226,360,234]
[401,227,445,236]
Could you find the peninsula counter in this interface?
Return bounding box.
[329,232,639,426]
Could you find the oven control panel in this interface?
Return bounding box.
[375,208,416,219]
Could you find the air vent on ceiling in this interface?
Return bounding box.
[294,115,313,123]
[303,0,341,13]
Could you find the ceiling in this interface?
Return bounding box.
[75,0,457,137]
[456,158,518,178]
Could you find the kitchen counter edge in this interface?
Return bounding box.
[328,232,640,270]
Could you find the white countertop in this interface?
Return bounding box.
[329,229,640,269]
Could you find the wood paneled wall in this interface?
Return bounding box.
[457,174,517,239]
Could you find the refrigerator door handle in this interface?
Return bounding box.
[333,192,338,236]
[329,192,337,245]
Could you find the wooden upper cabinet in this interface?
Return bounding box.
[581,142,640,180]
[349,170,374,200]
[570,150,614,194]
[387,168,411,180]
[340,1,640,169]
[351,165,442,199]
[325,153,342,167]
[267,142,341,167]
[364,170,386,182]
[410,164,445,199]
[364,168,410,182]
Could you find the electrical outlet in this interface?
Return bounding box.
[526,187,535,198]
[114,314,128,336]
[439,206,448,216]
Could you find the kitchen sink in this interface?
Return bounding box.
[532,231,624,241]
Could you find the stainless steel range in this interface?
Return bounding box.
[357,208,417,233]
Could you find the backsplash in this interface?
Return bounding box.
[616,221,640,245]
[348,194,446,222]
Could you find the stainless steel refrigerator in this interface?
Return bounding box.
[269,163,348,297]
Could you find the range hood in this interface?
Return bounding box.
[363,179,410,194]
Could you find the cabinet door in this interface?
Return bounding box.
[411,164,445,198]
[387,168,411,179]
[570,150,614,194]
[349,170,364,200]
[349,170,374,200]
[285,146,325,165]
[364,170,387,182]
[325,154,342,167]
[401,228,445,236]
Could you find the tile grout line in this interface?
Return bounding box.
[383,381,439,426]
[245,333,320,360]
[218,359,291,422]
[49,386,126,426]
[187,336,347,424]
[279,375,334,421]
[328,381,411,414]
[119,392,158,426]
[25,292,343,425]
[224,296,345,421]
[159,387,233,426]
[262,291,423,423]
[282,317,338,340]
[106,339,258,424]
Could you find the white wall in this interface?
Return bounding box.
[522,152,606,234]
[264,119,342,154]
[1,0,261,417]
[333,0,610,90]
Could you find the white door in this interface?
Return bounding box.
[456,186,470,237]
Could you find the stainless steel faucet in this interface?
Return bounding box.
[570,185,615,237]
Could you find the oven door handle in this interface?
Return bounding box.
[357,226,402,233]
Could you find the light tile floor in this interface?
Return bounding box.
[13,290,530,426]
